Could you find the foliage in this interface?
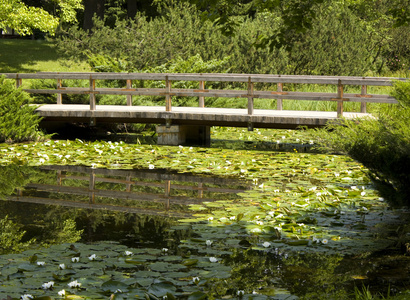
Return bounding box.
[315,80,410,206]
[0,76,46,143]
[0,0,59,35]
[0,215,34,254]
[288,3,373,75]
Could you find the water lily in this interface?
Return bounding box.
[59,263,66,269]
[37,261,45,266]
[88,254,97,260]
[68,280,82,288]
[237,290,245,296]
[125,250,133,256]
[21,295,33,300]
[192,276,200,284]
[322,239,328,244]
[206,240,212,246]
[361,191,366,196]
[262,241,271,248]
[42,281,54,289]
[149,164,155,169]
[58,289,66,296]
[71,257,80,263]
[162,248,168,253]
[209,257,218,263]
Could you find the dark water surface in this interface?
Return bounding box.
[1,164,410,299]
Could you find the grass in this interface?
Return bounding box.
[0,39,89,73]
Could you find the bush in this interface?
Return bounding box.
[315,80,410,206]
[0,76,46,143]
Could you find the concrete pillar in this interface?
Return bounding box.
[156,125,210,146]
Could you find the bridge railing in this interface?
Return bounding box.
[1,72,404,117]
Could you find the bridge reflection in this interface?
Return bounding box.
[11,165,250,217]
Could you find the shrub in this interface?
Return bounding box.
[0,76,46,143]
[315,80,410,206]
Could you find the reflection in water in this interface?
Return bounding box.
[10,165,250,217]
[2,164,250,248]
[1,165,410,299]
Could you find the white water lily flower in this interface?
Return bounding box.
[193,276,200,284]
[237,290,245,296]
[208,216,214,221]
[37,261,45,266]
[209,257,218,263]
[58,290,66,296]
[361,191,366,196]
[68,280,81,288]
[71,257,80,263]
[59,263,66,270]
[21,294,34,300]
[125,251,133,256]
[334,172,340,177]
[262,242,271,248]
[89,254,97,260]
[42,281,54,289]
[312,237,320,243]
[256,221,264,226]
[162,248,168,252]
[148,164,155,169]
[39,158,46,164]
[206,240,212,246]
[322,239,328,244]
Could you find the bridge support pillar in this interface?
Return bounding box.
[156,125,210,146]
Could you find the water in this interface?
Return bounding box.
[1,164,410,299]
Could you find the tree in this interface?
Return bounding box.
[0,0,59,35]
[188,0,410,50]
[0,0,83,36]
[83,0,106,30]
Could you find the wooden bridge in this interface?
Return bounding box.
[2,72,402,145]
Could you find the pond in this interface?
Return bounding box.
[0,128,409,299]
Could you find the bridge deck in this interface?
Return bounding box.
[35,104,371,129]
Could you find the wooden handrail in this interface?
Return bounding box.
[2,72,404,117]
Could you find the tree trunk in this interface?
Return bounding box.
[127,0,137,19]
[83,0,106,30]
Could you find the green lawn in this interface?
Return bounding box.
[0,39,89,73]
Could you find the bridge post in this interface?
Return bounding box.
[199,81,205,107]
[15,74,22,89]
[89,78,96,111]
[337,80,344,118]
[247,77,254,115]
[56,78,62,104]
[277,83,283,110]
[126,79,132,106]
[165,76,172,112]
[361,85,367,113]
